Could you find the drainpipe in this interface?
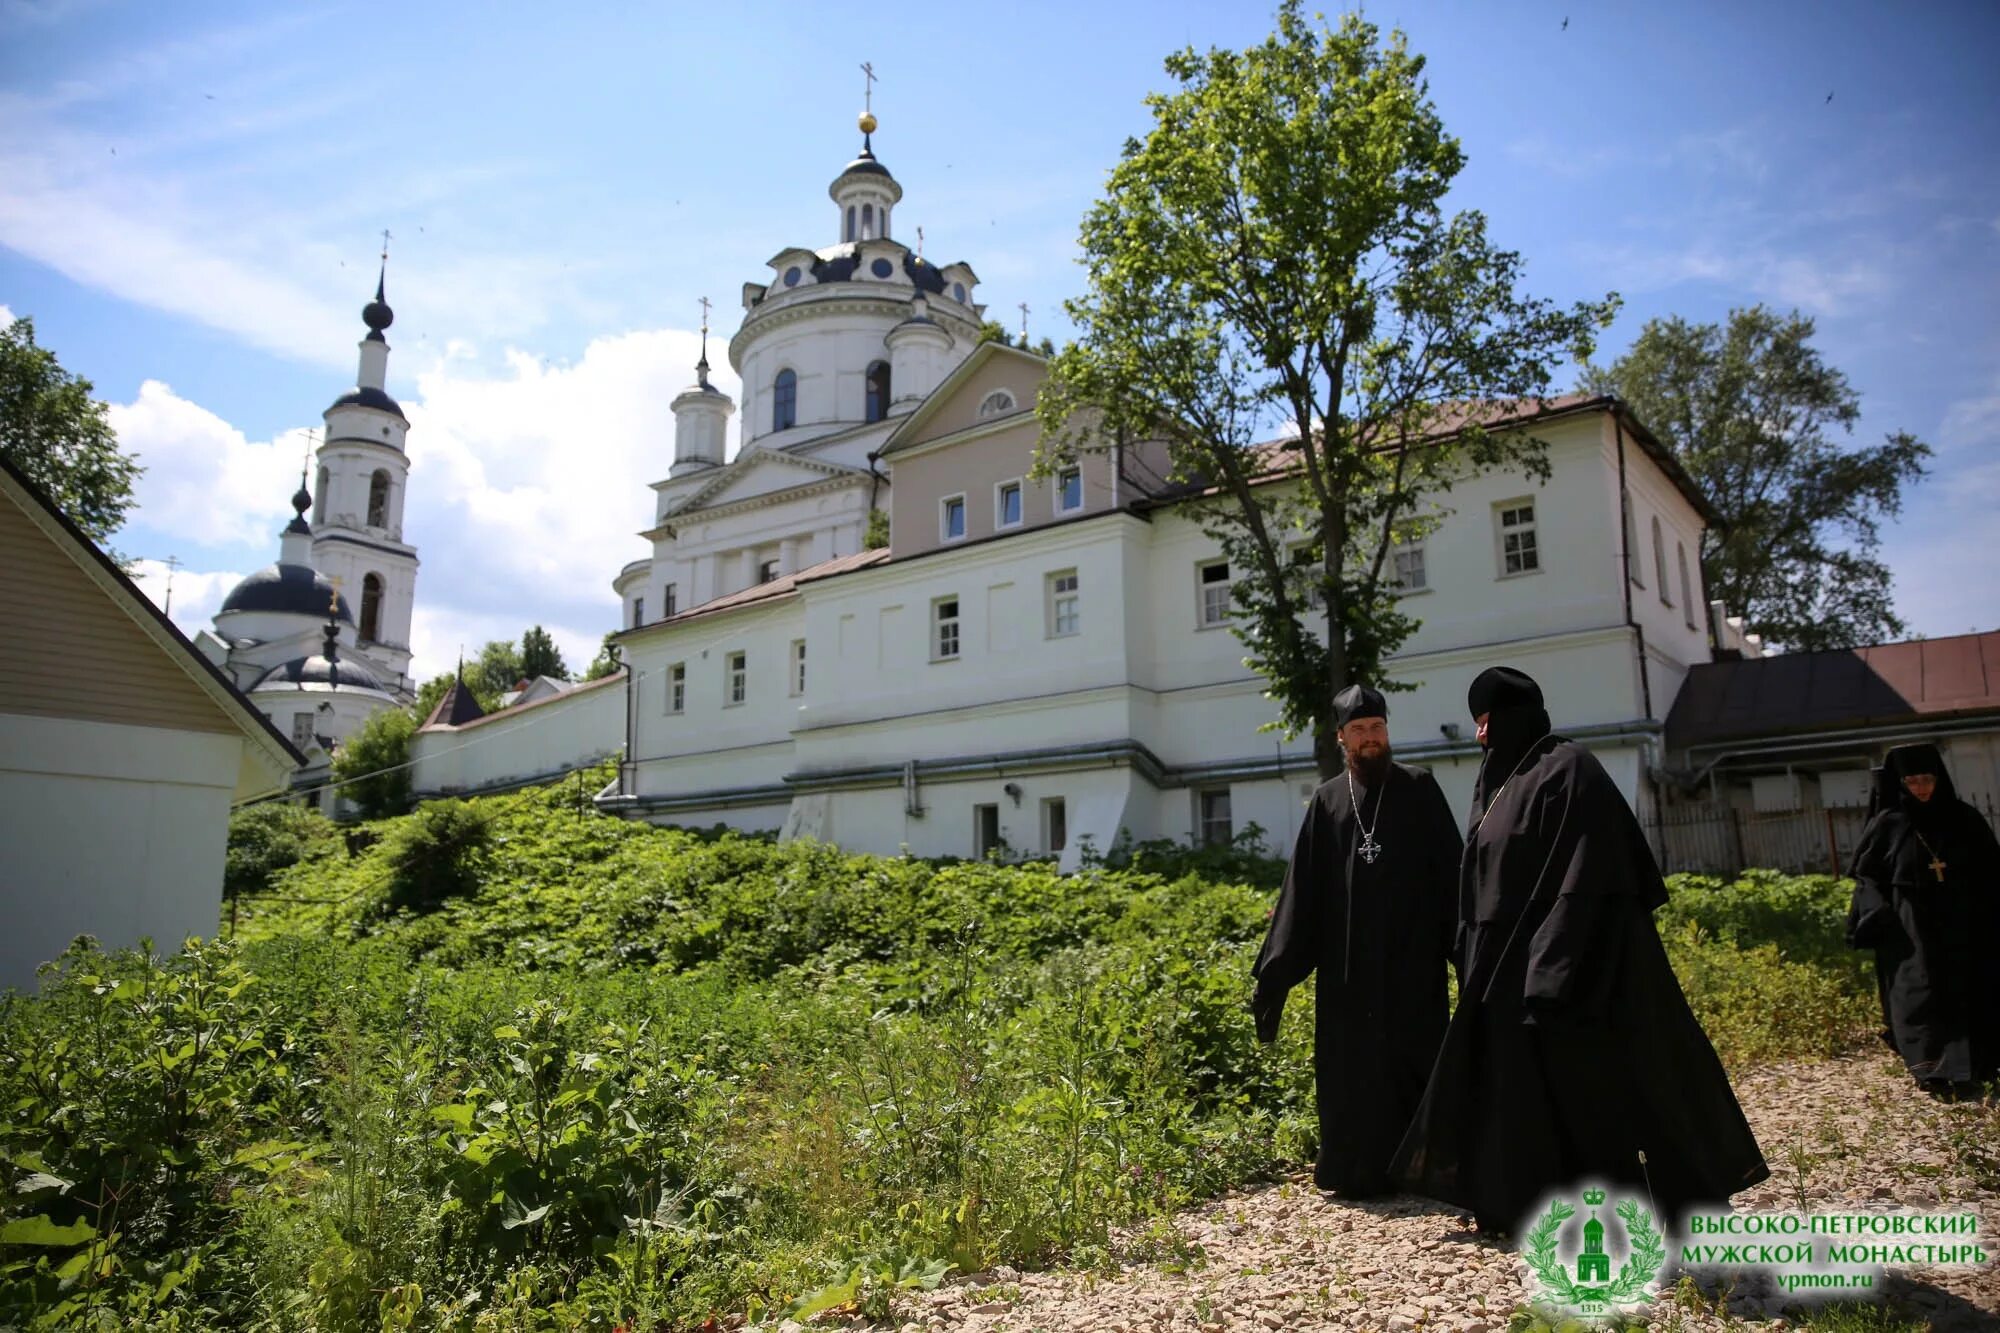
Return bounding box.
[1614,413,1654,721]
[865,450,886,545]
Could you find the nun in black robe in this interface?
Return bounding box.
[1391,667,1769,1235]
[1846,742,2000,1094]
[1251,684,1464,1196]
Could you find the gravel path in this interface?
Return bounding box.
[876,1048,1999,1332]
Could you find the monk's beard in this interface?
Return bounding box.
[1346,743,1393,785]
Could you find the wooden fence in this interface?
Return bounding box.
[1643,795,2000,877]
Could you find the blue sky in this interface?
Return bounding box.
[3,0,1995,681]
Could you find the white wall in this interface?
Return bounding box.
[411,675,626,797]
[0,713,243,993]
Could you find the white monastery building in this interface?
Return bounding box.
[194,266,420,787]
[425,110,1728,867]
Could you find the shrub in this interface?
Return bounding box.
[224,800,339,900]
[381,799,493,912]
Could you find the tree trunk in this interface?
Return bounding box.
[1313,718,1343,782]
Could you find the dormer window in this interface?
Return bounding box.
[773,369,798,432]
[865,362,892,422]
[870,257,894,279]
[977,390,1016,419]
[952,282,967,303]
[783,266,802,287]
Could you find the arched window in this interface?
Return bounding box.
[844,205,855,242]
[879,205,890,238]
[861,203,874,239]
[864,361,891,422]
[772,368,798,432]
[977,390,1016,419]
[360,573,384,642]
[367,470,390,528]
[313,466,329,523]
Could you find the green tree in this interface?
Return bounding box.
[581,632,622,681]
[864,507,890,550]
[464,638,524,702]
[332,706,416,818]
[0,316,142,548]
[520,625,568,680]
[1580,306,1930,650]
[1037,4,1615,777]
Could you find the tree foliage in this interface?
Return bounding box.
[581,632,621,682]
[331,706,416,818]
[1581,306,1930,650]
[520,625,568,681]
[0,316,142,549]
[1037,4,1615,776]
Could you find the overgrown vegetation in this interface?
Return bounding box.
[0,771,1881,1330]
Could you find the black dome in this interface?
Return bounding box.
[840,155,893,179]
[253,652,387,693]
[219,564,354,622]
[327,385,407,420]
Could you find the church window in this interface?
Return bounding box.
[666,662,685,714]
[1047,569,1079,638]
[880,205,890,237]
[1055,466,1083,514]
[367,470,390,528]
[974,803,1000,858]
[632,597,644,628]
[726,651,747,705]
[1198,560,1232,627]
[1392,542,1428,593]
[933,597,960,660]
[870,257,894,279]
[360,573,384,641]
[865,361,891,422]
[772,369,797,431]
[1043,797,1067,854]
[759,558,780,584]
[940,494,966,542]
[997,480,1023,528]
[1290,544,1325,609]
[291,712,314,748]
[977,389,1016,419]
[861,203,874,239]
[1678,543,1697,628]
[790,639,806,695]
[1197,788,1233,847]
[845,206,856,242]
[783,265,802,287]
[1496,500,1540,576]
[953,282,967,303]
[314,466,329,523]
[663,583,678,618]
[1653,515,1671,605]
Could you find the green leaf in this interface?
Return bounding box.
[12,1171,72,1196]
[500,1200,551,1230]
[1,1214,97,1246]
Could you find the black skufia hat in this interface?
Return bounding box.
[1334,683,1388,728]
[1467,666,1543,718]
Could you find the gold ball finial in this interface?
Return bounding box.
[858,109,878,135]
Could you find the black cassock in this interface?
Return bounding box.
[1391,736,1769,1231]
[1251,761,1462,1195]
[1846,762,2000,1088]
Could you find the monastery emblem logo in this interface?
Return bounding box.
[1521,1187,1666,1317]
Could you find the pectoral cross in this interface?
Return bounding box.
[1928,854,1947,883]
[1359,833,1383,865]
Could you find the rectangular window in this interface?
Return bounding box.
[662,583,678,618]
[667,662,685,714]
[790,638,806,695]
[1197,788,1233,847]
[1496,501,1540,576]
[1624,497,1643,587]
[759,558,781,584]
[1392,542,1428,592]
[726,650,746,705]
[632,597,645,628]
[1653,516,1671,605]
[974,803,1001,859]
[1678,544,1697,629]
[1043,797,1068,854]
[1056,466,1083,514]
[1198,559,1232,626]
[996,480,1023,529]
[291,712,314,748]
[1290,544,1324,609]
[941,494,967,542]
[934,597,961,660]
[1047,569,1080,637]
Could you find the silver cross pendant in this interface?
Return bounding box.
[1359,834,1383,865]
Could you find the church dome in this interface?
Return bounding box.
[327,384,407,420]
[219,563,354,622]
[252,652,388,693]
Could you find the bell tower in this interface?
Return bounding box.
[311,238,419,694]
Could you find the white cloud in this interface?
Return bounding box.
[128,558,245,640]
[109,381,312,547]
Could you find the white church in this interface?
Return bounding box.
[407,107,1737,867]
[194,267,420,786]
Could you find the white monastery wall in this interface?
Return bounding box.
[411,673,625,798]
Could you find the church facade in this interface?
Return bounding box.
[194,269,419,783]
[588,115,1722,866]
